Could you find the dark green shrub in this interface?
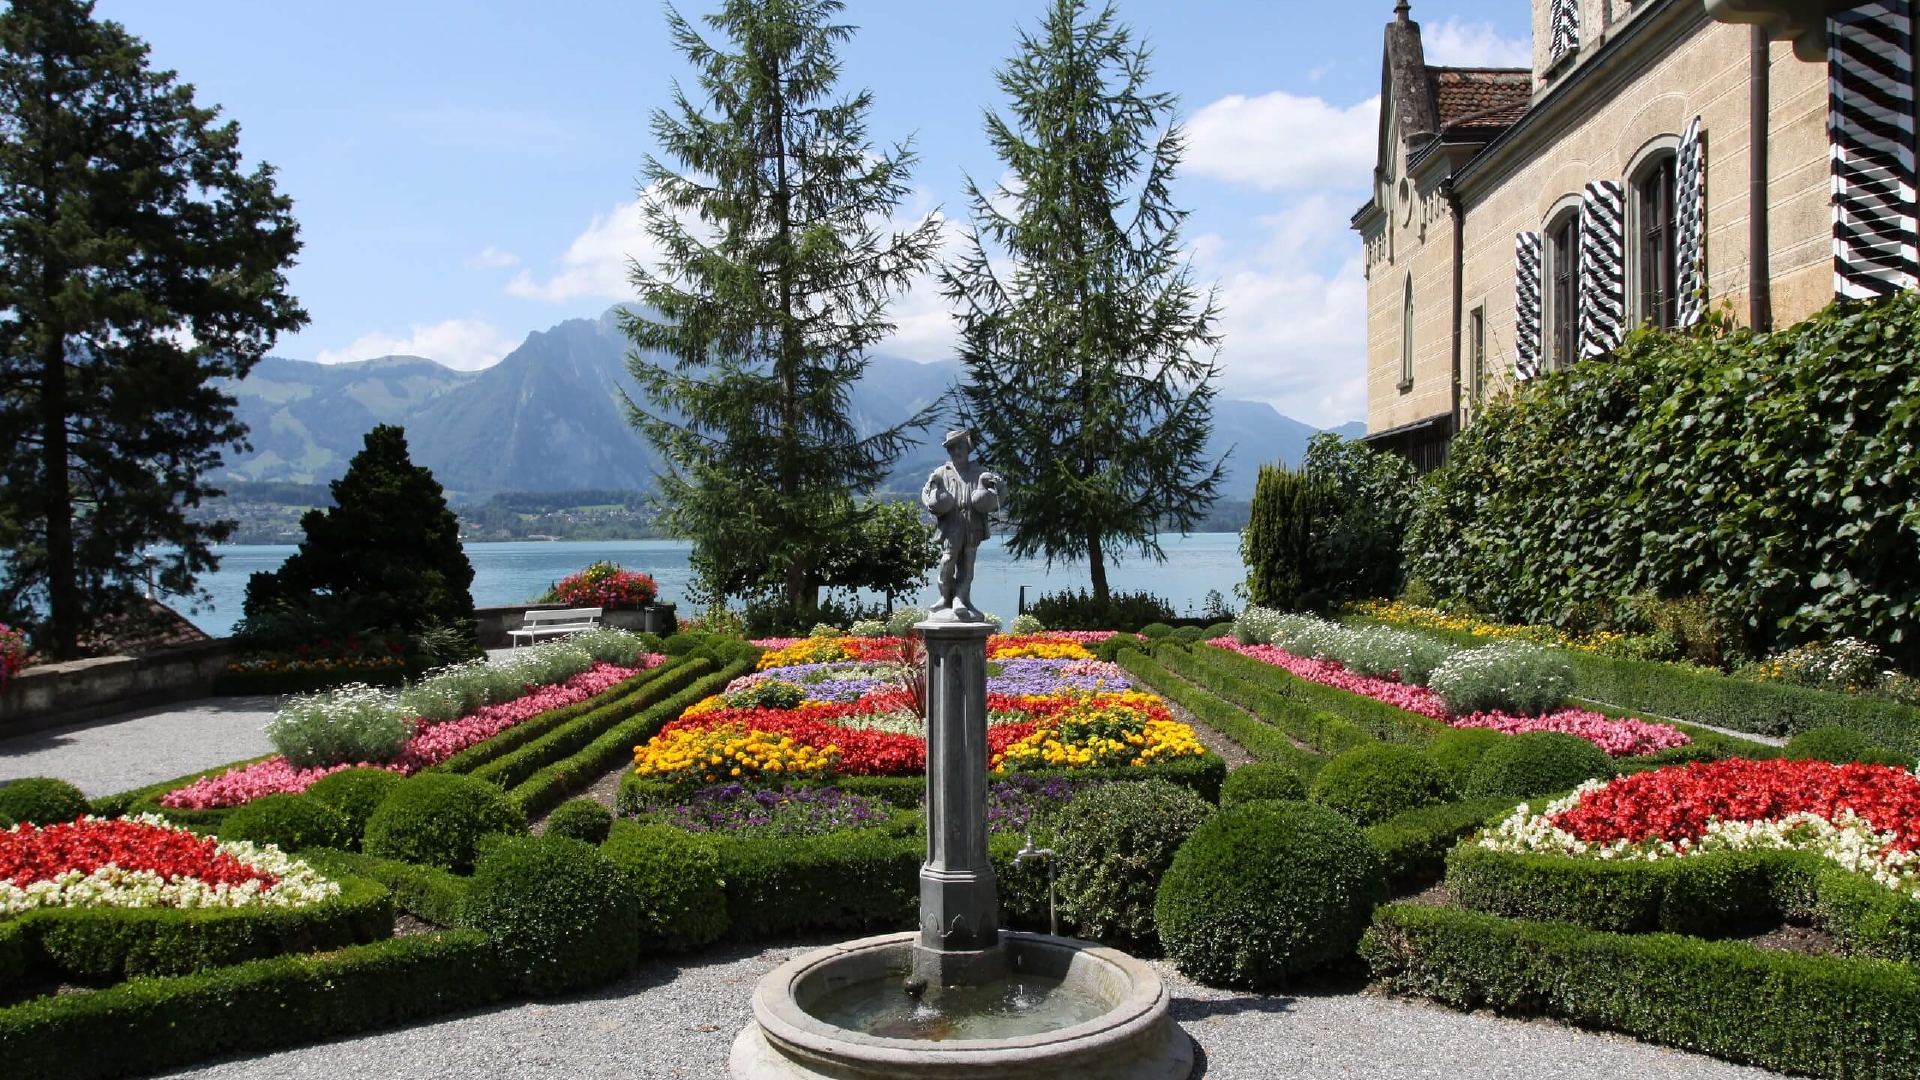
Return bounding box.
[462,835,639,995]
[1093,634,1145,662]
[217,793,352,852]
[662,632,702,656]
[1219,763,1307,809]
[303,768,405,844]
[1309,743,1455,825]
[1784,726,1897,765]
[0,777,88,825]
[1364,796,1519,894]
[599,821,728,951]
[303,849,471,927]
[1052,780,1213,950]
[1155,800,1386,988]
[1204,622,1235,640]
[1424,728,1507,790]
[716,829,921,939]
[544,798,613,844]
[1026,588,1175,632]
[1170,625,1205,645]
[363,773,525,872]
[1465,731,1614,799]
[1241,463,1342,612]
[1139,622,1175,640]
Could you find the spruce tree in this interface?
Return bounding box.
[0,0,307,657]
[623,0,941,616]
[943,0,1224,604]
[241,425,476,642]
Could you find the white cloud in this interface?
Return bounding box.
[470,246,519,269]
[1193,195,1370,427]
[1423,18,1533,66]
[313,319,520,371]
[1184,92,1379,192]
[507,196,653,303]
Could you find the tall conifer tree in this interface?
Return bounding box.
[943,0,1223,604]
[623,0,941,615]
[0,0,306,656]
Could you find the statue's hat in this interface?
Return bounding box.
[941,428,971,449]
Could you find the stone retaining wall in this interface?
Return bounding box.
[0,640,238,739]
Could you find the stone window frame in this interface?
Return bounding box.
[1399,274,1415,393]
[1541,193,1586,372]
[1625,134,1683,330]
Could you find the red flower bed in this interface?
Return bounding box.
[0,818,276,889]
[1552,758,1920,849]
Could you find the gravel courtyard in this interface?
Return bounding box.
[159,937,1781,1080]
[0,696,280,797]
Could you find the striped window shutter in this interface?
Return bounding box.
[1675,116,1708,327]
[1515,232,1543,379]
[1828,1,1918,299]
[1550,0,1580,62]
[1580,180,1626,357]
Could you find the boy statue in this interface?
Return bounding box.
[921,429,1003,622]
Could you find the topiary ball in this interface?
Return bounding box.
[218,793,351,852]
[545,798,613,845]
[363,772,526,872]
[1093,635,1144,663]
[1171,626,1206,645]
[599,821,728,952]
[1203,622,1235,640]
[463,835,640,995]
[662,633,702,656]
[1784,726,1893,765]
[1466,731,1614,799]
[1219,763,1308,810]
[1138,623,1176,640]
[1052,780,1214,950]
[1155,800,1386,989]
[304,767,405,845]
[1424,728,1508,791]
[1308,743,1455,825]
[0,777,89,825]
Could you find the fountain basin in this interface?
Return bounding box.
[731,931,1192,1080]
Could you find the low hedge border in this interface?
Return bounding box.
[1191,643,1448,746]
[466,658,711,789]
[1445,844,1920,961]
[1163,643,1375,756]
[1361,903,1920,1080]
[428,658,689,776]
[1572,698,1783,760]
[301,850,471,928]
[0,929,508,1080]
[7,872,392,983]
[506,658,754,818]
[1363,796,1520,896]
[1116,649,1328,779]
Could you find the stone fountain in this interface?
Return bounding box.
[730,432,1191,1080]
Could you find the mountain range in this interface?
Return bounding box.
[221,307,1363,502]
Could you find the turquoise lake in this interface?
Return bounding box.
[182,533,1247,636]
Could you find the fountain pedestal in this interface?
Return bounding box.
[911,619,1006,987]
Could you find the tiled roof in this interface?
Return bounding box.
[1427,67,1530,133]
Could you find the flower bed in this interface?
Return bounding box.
[1212,639,1687,757]
[635,634,1206,789]
[0,815,339,913]
[632,783,892,837]
[1481,758,1920,898]
[163,660,653,809]
[548,560,657,608]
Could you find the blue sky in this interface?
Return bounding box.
[96,0,1530,427]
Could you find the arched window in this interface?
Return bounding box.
[1631,151,1679,329]
[1544,205,1582,371]
[1400,275,1415,389]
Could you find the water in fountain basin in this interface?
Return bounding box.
[806,973,1110,1041]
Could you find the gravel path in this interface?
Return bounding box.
[157,936,1781,1080]
[0,696,280,797]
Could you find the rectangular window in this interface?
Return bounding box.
[1637,158,1677,329]
[1468,306,1485,401]
[1551,216,1580,369]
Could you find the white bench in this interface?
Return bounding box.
[509,607,602,650]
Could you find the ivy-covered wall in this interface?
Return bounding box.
[1406,292,1920,666]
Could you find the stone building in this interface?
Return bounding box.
[1353,0,1916,469]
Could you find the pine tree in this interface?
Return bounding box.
[943,0,1224,605]
[0,0,307,657]
[623,0,941,617]
[241,425,476,643]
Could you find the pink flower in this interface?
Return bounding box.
[1208,638,1687,757]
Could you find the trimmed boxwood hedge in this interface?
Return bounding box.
[1192,643,1449,745]
[465,657,711,789]
[363,773,526,873]
[303,767,405,845]
[0,778,89,825]
[425,657,687,776]
[216,793,353,853]
[13,873,392,981]
[1463,731,1613,799]
[462,835,640,995]
[1218,762,1308,809]
[1156,643,1372,757]
[599,821,729,952]
[301,850,470,928]
[1362,796,1518,895]
[1362,903,1920,1080]
[1310,743,1456,826]
[1116,648,1329,779]
[0,930,508,1080]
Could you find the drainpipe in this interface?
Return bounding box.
[1749,25,1773,331]
[1444,177,1465,437]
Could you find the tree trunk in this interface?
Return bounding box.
[1087,530,1109,606]
[40,331,78,659]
